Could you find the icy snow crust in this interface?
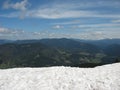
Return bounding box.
[0,63,120,90]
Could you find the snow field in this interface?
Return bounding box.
[0,63,120,90]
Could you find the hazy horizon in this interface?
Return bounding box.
[1,37,120,41]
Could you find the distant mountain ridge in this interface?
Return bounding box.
[0,40,13,44]
[40,38,100,53]
[1,38,120,46]
[0,38,120,68]
[75,39,120,48]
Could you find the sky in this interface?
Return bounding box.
[0,0,120,40]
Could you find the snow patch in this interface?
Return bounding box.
[0,63,120,90]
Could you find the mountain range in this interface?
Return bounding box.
[0,38,120,68]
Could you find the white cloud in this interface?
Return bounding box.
[3,0,30,19]
[23,0,120,19]
[82,28,120,40]
[0,27,23,39]
[52,25,63,29]
[70,22,120,39]
[112,19,120,23]
[33,32,41,35]
[73,23,120,28]
[0,27,25,35]
[53,20,81,25]
[26,8,120,19]
[1,1,120,19]
[0,27,8,33]
[0,26,120,40]
[29,28,120,40]
[3,0,28,11]
[1,1,120,39]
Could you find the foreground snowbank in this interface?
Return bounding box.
[0,63,120,90]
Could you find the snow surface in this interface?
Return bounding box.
[0,63,120,90]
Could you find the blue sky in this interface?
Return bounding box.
[0,0,120,40]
